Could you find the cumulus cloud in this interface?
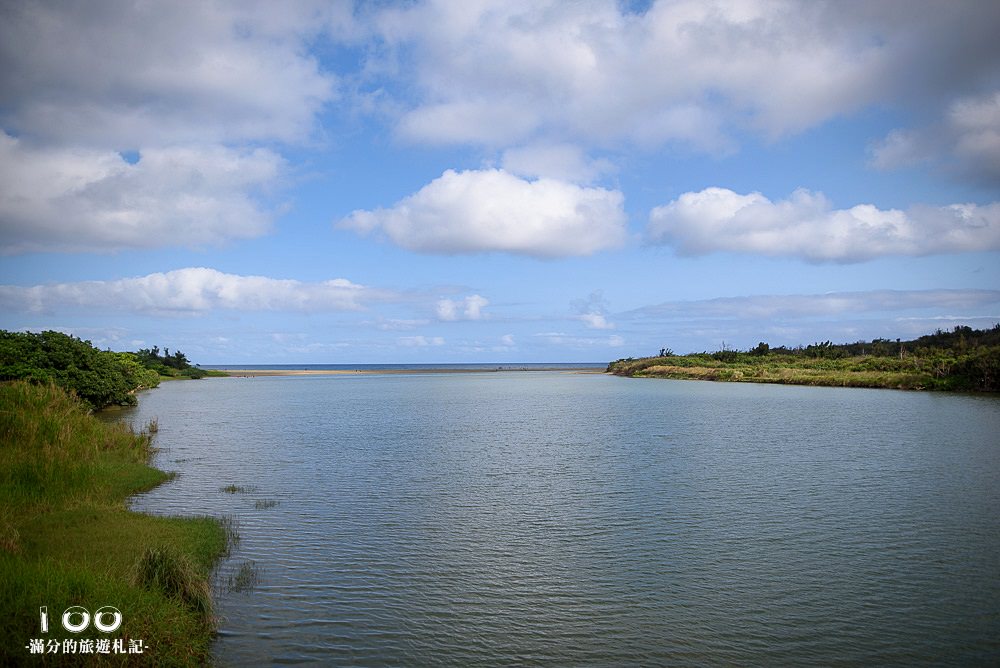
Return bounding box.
[0,1,343,254]
[437,295,489,321]
[367,1,1000,152]
[339,169,627,257]
[0,135,282,254]
[647,187,1000,262]
[0,268,386,315]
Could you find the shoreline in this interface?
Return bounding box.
[0,381,226,664]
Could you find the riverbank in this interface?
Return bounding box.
[0,381,227,665]
[607,352,998,392]
[609,326,1000,392]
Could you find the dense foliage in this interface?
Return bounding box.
[609,324,1000,392]
[134,345,210,379]
[0,330,208,410]
[0,331,158,409]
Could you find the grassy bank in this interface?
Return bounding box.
[608,328,1000,392]
[607,354,941,390]
[0,381,227,665]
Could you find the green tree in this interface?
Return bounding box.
[0,331,145,409]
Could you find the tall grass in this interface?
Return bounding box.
[1,381,158,510]
[0,381,227,665]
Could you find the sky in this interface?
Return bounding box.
[1,0,999,364]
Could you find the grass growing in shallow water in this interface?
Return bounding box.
[220,484,256,494]
[0,381,227,665]
[223,560,260,594]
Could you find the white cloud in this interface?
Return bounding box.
[0,1,339,147]
[0,2,344,254]
[625,289,1000,321]
[369,0,995,150]
[572,290,616,329]
[499,334,516,347]
[339,169,627,257]
[374,318,431,331]
[950,91,1000,181]
[501,144,614,183]
[0,134,282,254]
[579,313,615,330]
[535,332,625,348]
[437,295,489,321]
[647,187,1000,262]
[0,268,386,315]
[871,90,1000,185]
[398,335,446,347]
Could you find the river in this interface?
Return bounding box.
[123,371,1000,665]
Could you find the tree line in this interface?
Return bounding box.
[0,330,208,409]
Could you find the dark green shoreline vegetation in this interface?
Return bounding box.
[0,381,228,666]
[608,325,1000,392]
[0,330,224,411]
[0,330,229,663]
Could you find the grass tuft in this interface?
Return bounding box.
[220,484,257,494]
[224,560,260,594]
[134,547,212,615]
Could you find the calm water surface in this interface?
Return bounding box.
[123,372,1000,666]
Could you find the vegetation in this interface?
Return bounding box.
[0,381,228,665]
[0,330,222,411]
[608,324,1000,392]
[223,560,260,594]
[134,346,223,380]
[0,331,159,410]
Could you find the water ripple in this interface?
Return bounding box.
[125,374,1000,666]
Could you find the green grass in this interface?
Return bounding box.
[608,353,946,390]
[0,381,227,665]
[220,484,256,494]
[223,560,260,594]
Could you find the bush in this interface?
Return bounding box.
[0,331,150,409]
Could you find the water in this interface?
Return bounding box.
[203,363,605,372]
[122,372,1000,666]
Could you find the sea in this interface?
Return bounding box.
[120,368,1000,666]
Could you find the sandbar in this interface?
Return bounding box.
[218,367,602,377]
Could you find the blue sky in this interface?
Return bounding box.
[1,0,999,364]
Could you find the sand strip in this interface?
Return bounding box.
[217,368,603,377]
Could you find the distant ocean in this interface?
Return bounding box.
[203,362,606,371]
